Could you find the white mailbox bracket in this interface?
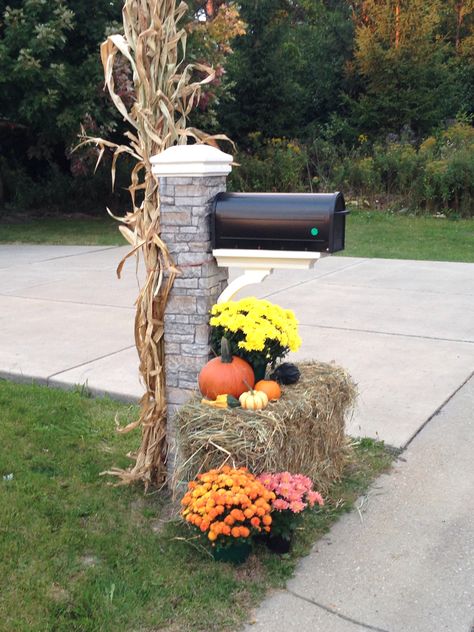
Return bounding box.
[213,249,323,303]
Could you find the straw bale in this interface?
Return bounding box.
[173,362,356,492]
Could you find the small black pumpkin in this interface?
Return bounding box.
[270,362,301,385]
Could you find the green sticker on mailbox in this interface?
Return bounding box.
[310,227,319,237]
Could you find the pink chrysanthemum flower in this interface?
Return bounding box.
[307,491,324,507]
[273,498,290,511]
[257,471,324,515]
[289,500,306,513]
[278,484,291,497]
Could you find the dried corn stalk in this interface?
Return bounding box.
[81,0,228,488]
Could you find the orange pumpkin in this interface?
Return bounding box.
[199,338,255,400]
[254,379,282,401]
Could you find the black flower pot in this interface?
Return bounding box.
[266,534,291,554]
[253,532,268,545]
[212,541,252,564]
[250,360,267,381]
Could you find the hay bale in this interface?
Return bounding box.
[173,362,356,492]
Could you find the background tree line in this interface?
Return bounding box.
[0,0,473,215]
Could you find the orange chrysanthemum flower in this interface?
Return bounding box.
[231,527,241,538]
[181,466,275,548]
[230,508,245,522]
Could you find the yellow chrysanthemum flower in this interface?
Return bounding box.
[210,298,301,364]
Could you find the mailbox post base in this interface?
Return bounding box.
[212,249,322,303]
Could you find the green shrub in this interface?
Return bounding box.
[229,136,309,192]
[423,151,474,215]
[227,123,473,216]
[330,123,474,216]
[374,143,422,195]
[439,122,474,152]
[333,155,381,196]
[0,156,131,216]
[419,125,474,216]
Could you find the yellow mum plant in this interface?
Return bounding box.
[209,298,301,373]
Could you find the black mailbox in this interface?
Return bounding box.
[211,192,347,253]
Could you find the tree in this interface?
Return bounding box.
[0,0,123,152]
[441,1,474,116]
[443,0,474,52]
[0,0,243,208]
[219,0,353,143]
[350,0,459,137]
[186,0,246,132]
[0,0,124,207]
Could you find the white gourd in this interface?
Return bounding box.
[239,390,269,411]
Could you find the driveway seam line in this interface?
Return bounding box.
[403,370,474,449]
[260,259,369,299]
[304,281,474,298]
[286,589,391,632]
[0,292,135,310]
[46,345,136,380]
[298,323,474,344]
[34,245,121,262]
[0,245,121,268]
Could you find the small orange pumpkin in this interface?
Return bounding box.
[199,338,255,400]
[254,379,281,401]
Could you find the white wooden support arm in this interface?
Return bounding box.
[217,268,273,303]
[213,249,323,303]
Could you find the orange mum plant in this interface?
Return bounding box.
[181,465,275,548]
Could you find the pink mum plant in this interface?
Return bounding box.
[257,472,324,543]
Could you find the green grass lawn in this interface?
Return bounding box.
[1,211,473,262]
[0,380,393,632]
[342,211,474,262]
[0,216,124,246]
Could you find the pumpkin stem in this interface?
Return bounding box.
[242,378,253,391]
[220,337,233,364]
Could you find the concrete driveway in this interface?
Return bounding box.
[0,244,473,447]
[1,243,473,632]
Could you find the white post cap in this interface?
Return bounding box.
[150,144,233,178]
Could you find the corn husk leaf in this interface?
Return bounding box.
[80,0,232,489]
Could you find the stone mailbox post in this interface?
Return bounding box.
[150,145,232,465]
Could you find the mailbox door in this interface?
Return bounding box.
[329,194,347,252]
[212,193,344,252]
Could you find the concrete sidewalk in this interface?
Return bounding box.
[244,375,474,632]
[1,245,473,447]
